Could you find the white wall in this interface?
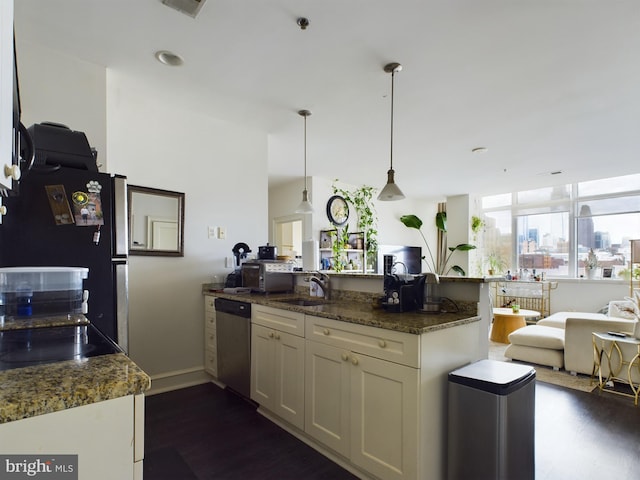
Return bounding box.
[16,40,107,170]
[106,71,268,391]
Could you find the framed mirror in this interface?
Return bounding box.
[128,185,185,257]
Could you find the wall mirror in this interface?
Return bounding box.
[128,185,185,257]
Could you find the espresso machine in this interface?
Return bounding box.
[382,254,426,312]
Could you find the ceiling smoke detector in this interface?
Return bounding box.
[161,0,206,18]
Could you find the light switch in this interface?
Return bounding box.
[218,227,227,239]
[208,226,217,239]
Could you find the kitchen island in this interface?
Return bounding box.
[0,314,151,480]
[203,275,491,480]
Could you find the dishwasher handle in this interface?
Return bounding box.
[214,298,252,318]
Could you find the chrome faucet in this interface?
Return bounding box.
[308,271,331,300]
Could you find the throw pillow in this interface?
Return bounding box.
[608,300,639,320]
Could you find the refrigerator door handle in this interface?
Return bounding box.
[113,175,129,257]
[115,262,129,353]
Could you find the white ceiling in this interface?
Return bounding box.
[14,0,640,200]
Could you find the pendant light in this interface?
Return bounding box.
[377,62,406,201]
[295,109,314,213]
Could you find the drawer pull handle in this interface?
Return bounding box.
[351,357,359,366]
[378,339,387,348]
[269,332,275,338]
[323,328,330,336]
[341,353,349,362]
[275,333,281,340]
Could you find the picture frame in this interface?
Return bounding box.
[602,267,613,278]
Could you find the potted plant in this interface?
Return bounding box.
[400,213,476,276]
[485,252,506,276]
[585,248,598,279]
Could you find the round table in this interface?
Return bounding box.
[490,307,540,344]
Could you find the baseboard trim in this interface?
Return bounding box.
[146,366,212,396]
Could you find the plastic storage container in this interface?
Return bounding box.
[447,359,536,480]
[0,267,89,317]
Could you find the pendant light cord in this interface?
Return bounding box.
[304,113,308,190]
[390,69,395,171]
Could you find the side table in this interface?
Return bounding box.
[490,308,540,344]
[592,332,640,406]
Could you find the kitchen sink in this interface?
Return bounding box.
[275,298,330,307]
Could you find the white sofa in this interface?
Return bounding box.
[505,300,639,377]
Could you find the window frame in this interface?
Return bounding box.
[480,176,640,279]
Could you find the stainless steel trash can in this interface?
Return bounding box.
[447,359,535,480]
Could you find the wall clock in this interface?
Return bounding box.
[326,195,349,226]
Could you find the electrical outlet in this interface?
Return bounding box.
[225,256,235,268]
[218,226,227,240]
[207,226,217,239]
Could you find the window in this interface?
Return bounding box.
[517,211,569,277]
[480,173,640,279]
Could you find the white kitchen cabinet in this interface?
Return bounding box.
[305,340,351,456]
[0,394,144,480]
[0,0,17,193]
[305,316,419,480]
[251,305,482,480]
[350,351,418,480]
[251,305,305,430]
[203,295,218,377]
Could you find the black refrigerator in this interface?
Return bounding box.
[0,123,129,352]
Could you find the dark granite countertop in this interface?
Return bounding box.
[0,313,89,330]
[0,314,151,424]
[203,288,481,335]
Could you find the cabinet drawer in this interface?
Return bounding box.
[204,295,216,313]
[205,328,216,350]
[205,311,216,330]
[305,315,420,368]
[252,304,305,337]
[205,348,218,377]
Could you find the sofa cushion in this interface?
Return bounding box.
[538,312,608,329]
[504,344,564,369]
[508,325,565,350]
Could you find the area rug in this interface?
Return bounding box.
[489,341,597,393]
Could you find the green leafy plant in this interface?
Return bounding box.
[332,181,378,266]
[470,215,485,242]
[328,228,349,272]
[400,213,476,276]
[485,252,507,275]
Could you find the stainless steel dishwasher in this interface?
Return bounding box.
[214,297,251,399]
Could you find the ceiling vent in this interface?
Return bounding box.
[161,0,206,18]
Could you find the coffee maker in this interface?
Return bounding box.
[382,255,426,312]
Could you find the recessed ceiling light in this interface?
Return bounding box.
[472,147,488,154]
[155,50,184,66]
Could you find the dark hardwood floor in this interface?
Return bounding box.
[144,380,640,480]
